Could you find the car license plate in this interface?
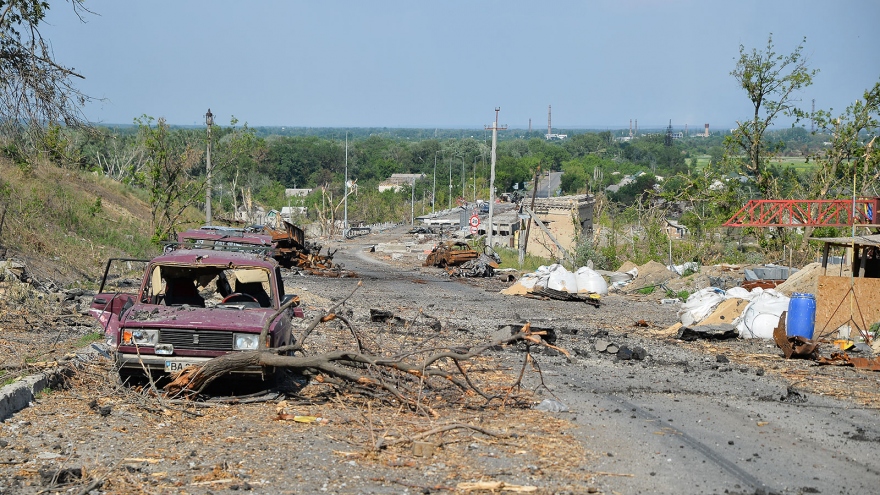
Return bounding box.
[164,360,196,372]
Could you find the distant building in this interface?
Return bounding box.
[285,188,313,198]
[544,133,568,140]
[664,219,689,239]
[525,194,594,260]
[377,173,426,192]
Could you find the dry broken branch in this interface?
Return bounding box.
[164,306,563,409]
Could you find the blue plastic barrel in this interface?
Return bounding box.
[786,293,816,339]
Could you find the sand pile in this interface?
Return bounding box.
[774,262,850,296]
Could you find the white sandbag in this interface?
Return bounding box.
[575,266,608,295]
[547,265,578,293]
[724,286,751,299]
[737,289,791,339]
[679,287,726,327]
[519,273,539,290]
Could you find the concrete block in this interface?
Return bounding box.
[0,373,49,421]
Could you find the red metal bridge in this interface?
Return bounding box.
[723,197,880,227]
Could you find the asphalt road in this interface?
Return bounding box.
[330,236,880,494]
[3,230,879,494]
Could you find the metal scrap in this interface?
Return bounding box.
[772,312,820,359]
[424,241,481,268]
[450,254,499,278]
[818,352,880,371]
[529,287,601,307]
[263,222,354,276]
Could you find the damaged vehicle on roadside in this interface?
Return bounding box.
[89,249,303,382]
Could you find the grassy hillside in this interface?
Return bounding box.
[0,157,160,287]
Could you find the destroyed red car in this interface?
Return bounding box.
[90,249,303,380]
[176,223,333,272]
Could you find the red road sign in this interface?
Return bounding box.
[470,225,479,234]
[469,214,480,227]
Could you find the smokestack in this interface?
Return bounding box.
[704,123,709,137]
[629,119,633,138]
[548,105,552,136]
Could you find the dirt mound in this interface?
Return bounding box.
[775,262,827,295]
[625,260,674,292]
[617,261,638,273]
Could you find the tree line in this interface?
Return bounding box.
[0,1,876,256]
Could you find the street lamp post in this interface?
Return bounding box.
[205,108,213,225]
[343,133,349,238]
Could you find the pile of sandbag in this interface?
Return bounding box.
[503,264,608,296]
[678,286,791,339]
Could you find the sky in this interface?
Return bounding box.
[44,0,880,130]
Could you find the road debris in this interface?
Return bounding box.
[772,314,819,359]
[456,481,538,493]
[677,323,739,342]
[424,241,480,268]
[534,398,568,412]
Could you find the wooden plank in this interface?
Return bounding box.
[815,275,880,338]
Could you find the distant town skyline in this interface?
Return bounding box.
[45,0,880,130]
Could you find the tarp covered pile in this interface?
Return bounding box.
[678,286,791,339]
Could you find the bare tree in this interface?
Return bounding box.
[0,1,93,150]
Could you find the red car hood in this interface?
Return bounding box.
[122,305,276,333]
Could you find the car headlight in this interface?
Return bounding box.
[122,329,158,346]
[233,333,260,350]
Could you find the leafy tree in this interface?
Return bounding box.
[560,161,588,194]
[0,0,92,150]
[137,116,202,242]
[726,34,817,195]
[609,173,657,205]
[809,80,880,199]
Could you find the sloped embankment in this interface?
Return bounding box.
[0,158,158,285]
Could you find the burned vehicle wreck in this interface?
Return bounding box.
[176,223,342,275]
[90,249,303,381]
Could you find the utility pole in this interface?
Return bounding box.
[485,107,507,249]
[461,155,466,201]
[519,166,540,266]
[410,176,416,226]
[448,155,452,210]
[343,133,348,238]
[432,152,437,214]
[205,109,213,225]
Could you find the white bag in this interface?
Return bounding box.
[737,289,791,339]
[575,266,608,295]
